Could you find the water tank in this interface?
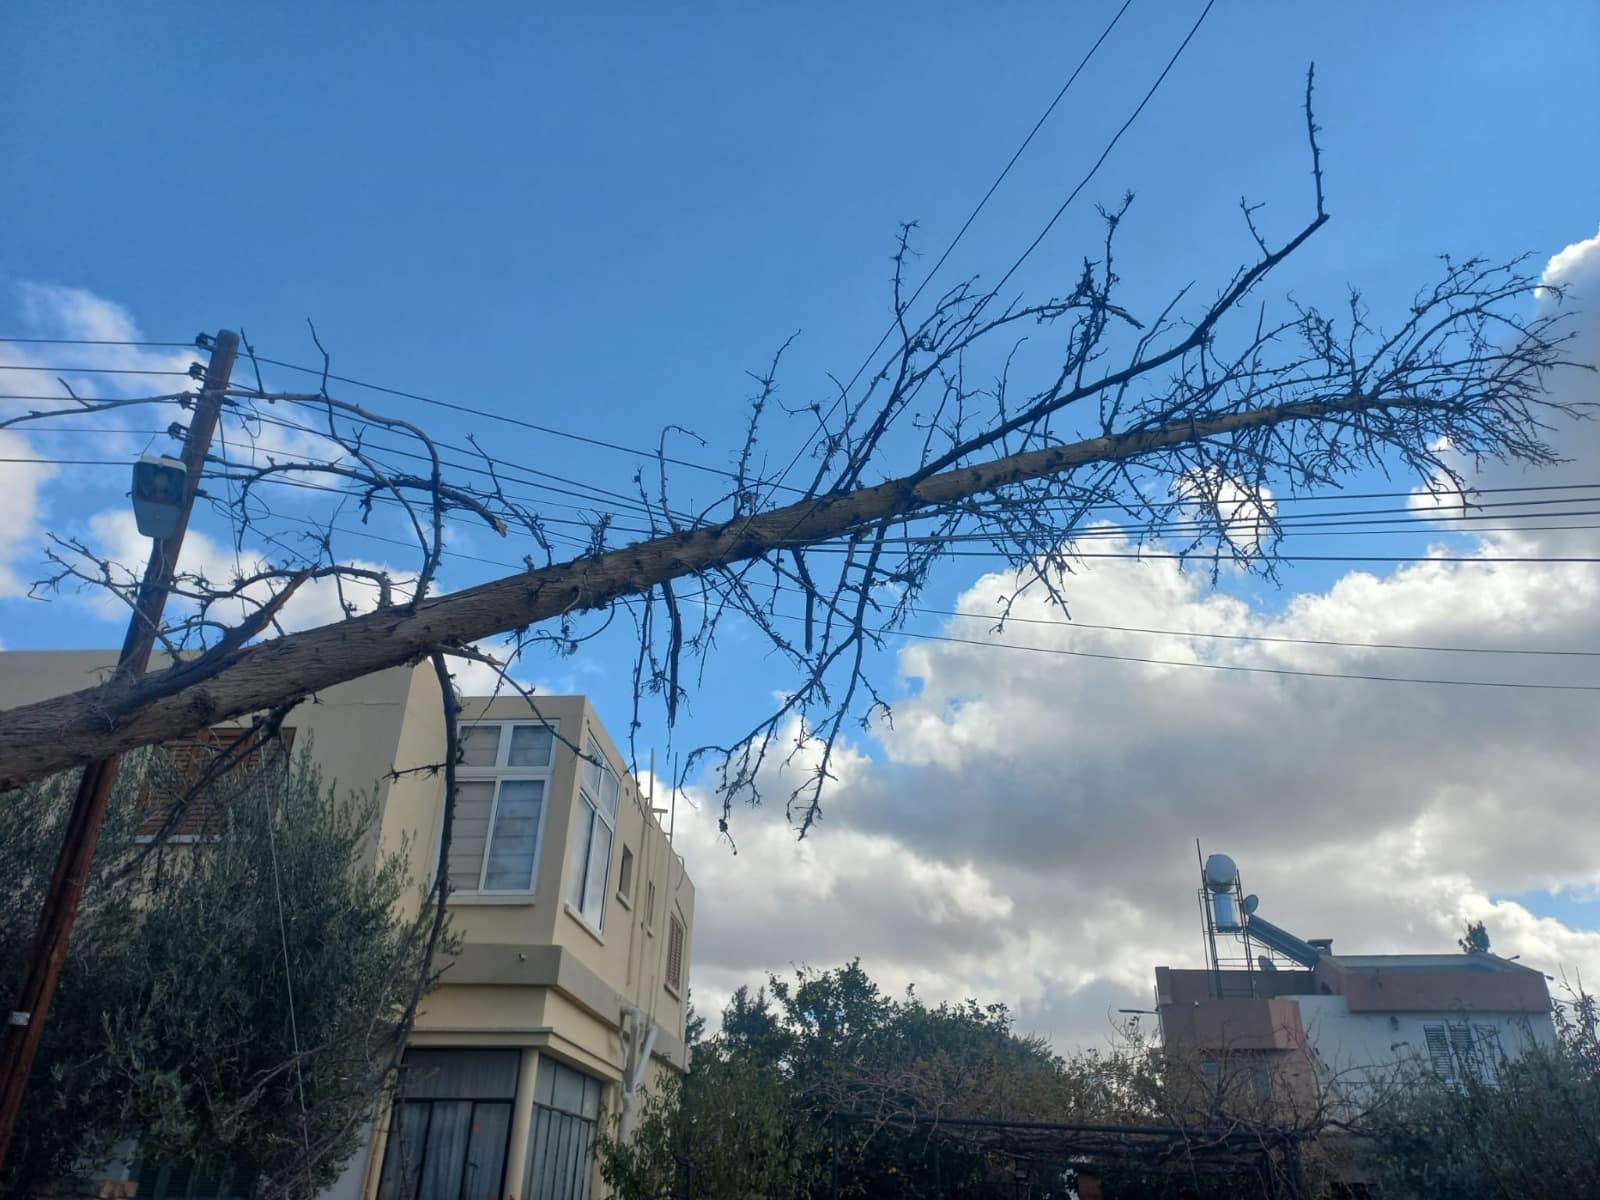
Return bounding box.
[1213,890,1241,931]
[1202,853,1238,892]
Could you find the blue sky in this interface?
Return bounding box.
[4,3,1600,1033]
[6,2,1596,720]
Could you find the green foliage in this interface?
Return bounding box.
[1362,1001,1600,1200]
[598,1051,824,1200]
[600,960,1121,1199]
[1458,920,1492,955]
[0,749,445,1200]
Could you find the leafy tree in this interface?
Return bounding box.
[604,962,1125,1199]
[0,748,443,1200]
[1458,920,1492,954]
[1360,991,1600,1199]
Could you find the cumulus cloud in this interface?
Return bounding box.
[0,432,57,598]
[679,229,1600,1050]
[81,509,407,634]
[0,281,203,596]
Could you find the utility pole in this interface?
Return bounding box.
[0,330,239,1170]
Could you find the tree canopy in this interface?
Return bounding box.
[0,749,444,1200]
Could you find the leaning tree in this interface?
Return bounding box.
[0,74,1584,835]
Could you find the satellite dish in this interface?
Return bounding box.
[1202,853,1238,893]
[1241,894,1259,916]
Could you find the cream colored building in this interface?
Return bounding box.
[0,652,695,1200]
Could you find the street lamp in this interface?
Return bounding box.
[131,455,188,538]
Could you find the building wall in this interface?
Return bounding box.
[0,652,418,826]
[1292,993,1555,1094]
[0,651,695,1200]
[1156,959,1558,1127]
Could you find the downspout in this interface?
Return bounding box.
[618,1005,659,1143]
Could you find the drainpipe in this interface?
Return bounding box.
[618,1006,659,1143]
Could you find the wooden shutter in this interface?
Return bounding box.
[666,916,685,992]
[1423,1023,1454,1081]
[137,727,295,838]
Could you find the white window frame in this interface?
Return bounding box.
[446,719,557,898]
[566,734,619,932]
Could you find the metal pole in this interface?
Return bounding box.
[0,331,239,1169]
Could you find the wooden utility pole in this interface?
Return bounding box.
[0,330,239,1170]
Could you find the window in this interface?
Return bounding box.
[566,735,618,929]
[524,1059,603,1200]
[645,881,657,931]
[448,722,554,895]
[378,1049,519,1200]
[137,727,295,841]
[617,845,635,904]
[134,1156,255,1200]
[1423,1022,1498,1085]
[666,915,685,994]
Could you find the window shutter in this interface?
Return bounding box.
[618,846,634,900]
[1448,1022,1477,1081]
[667,916,685,992]
[137,726,295,839]
[1423,1023,1454,1081]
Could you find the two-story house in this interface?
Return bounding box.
[0,652,695,1200]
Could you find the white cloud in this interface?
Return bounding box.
[679,229,1600,1050]
[81,509,407,634]
[0,281,205,595]
[1538,227,1600,302]
[0,431,57,597]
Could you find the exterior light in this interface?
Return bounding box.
[131,455,187,538]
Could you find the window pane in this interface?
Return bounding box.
[460,725,501,768]
[403,1049,521,1100]
[418,1101,472,1200]
[508,724,553,768]
[567,805,593,910]
[598,770,619,823]
[379,1102,430,1200]
[447,781,496,891]
[551,1064,585,1114]
[582,737,605,793]
[462,1103,511,1200]
[484,780,543,891]
[582,819,612,924]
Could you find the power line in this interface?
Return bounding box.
[784,615,1600,693]
[0,337,196,349]
[244,403,683,523]
[0,363,194,377]
[0,393,190,404]
[14,453,1600,562]
[820,0,1139,418]
[766,0,1217,508]
[916,605,1600,659]
[989,0,1216,298]
[223,363,774,492]
[796,545,1600,564]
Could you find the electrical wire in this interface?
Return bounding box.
[989,0,1217,299]
[0,363,194,377]
[762,0,1217,505]
[15,450,1600,559]
[224,359,777,491]
[766,612,1600,693]
[817,0,1139,418]
[256,512,1600,668]
[0,337,197,348]
[908,605,1600,659]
